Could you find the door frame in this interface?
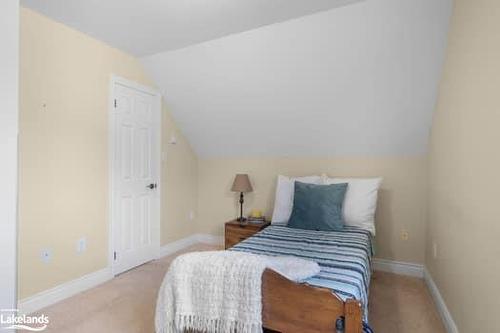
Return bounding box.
[108,74,162,276]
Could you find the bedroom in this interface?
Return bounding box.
[0,0,498,332]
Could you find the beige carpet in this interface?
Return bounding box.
[35,244,445,333]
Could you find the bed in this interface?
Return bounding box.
[229,223,373,333]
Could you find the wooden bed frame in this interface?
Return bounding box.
[262,269,363,333]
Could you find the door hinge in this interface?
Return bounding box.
[114,99,117,108]
[113,251,117,261]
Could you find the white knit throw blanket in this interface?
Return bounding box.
[155,251,320,333]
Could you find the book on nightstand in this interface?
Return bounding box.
[247,216,266,224]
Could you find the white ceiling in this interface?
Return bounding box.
[22,0,452,158]
[142,0,452,157]
[21,0,360,56]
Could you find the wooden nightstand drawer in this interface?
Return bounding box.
[226,224,258,238]
[225,233,247,250]
[224,220,270,249]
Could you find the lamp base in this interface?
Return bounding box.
[237,192,246,224]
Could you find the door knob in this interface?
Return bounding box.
[147,183,157,189]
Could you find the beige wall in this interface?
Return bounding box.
[198,156,427,264]
[20,2,467,311]
[160,110,198,245]
[18,8,197,299]
[426,0,500,331]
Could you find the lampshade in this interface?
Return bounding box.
[231,174,253,193]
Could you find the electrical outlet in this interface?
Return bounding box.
[40,249,52,264]
[433,242,438,259]
[401,231,409,241]
[188,211,195,221]
[77,237,87,254]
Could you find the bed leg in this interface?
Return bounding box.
[344,299,362,333]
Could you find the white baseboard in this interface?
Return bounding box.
[18,268,112,315]
[424,268,458,333]
[373,261,457,332]
[372,258,424,278]
[159,234,201,257]
[159,234,223,258]
[194,234,224,246]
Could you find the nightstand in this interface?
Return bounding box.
[224,219,270,249]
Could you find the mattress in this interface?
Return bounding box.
[230,224,373,321]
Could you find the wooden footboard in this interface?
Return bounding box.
[262,269,362,333]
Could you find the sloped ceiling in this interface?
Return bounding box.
[20,0,360,56]
[142,0,452,157]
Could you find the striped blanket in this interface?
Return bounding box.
[229,224,373,323]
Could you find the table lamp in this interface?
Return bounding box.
[231,174,253,222]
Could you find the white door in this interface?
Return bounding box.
[111,77,160,275]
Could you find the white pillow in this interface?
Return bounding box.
[271,175,322,224]
[323,177,382,235]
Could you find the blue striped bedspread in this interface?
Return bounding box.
[229,224,373,323]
